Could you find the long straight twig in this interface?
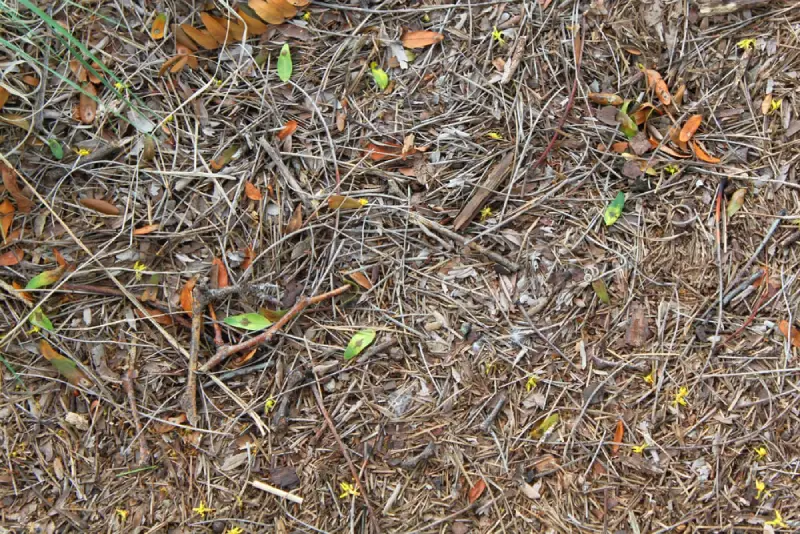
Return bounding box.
[122,339,149,464]
[182,286,206,426]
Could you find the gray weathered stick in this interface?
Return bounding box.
[452,151,514,231]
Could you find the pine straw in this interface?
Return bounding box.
[1,0,800,532]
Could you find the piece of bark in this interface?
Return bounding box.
[697,0,771,15]
[453,151,514,231]
[625,302,650,348]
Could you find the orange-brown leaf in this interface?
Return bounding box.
[588,92,623,106]
[366,142,407,161]
[174,25,199,52]
[79,83,97,124]
[468,479,486,503]
[200,13,235,44]
[0,163,34,212]
[778,321,800,348]
[39,340,92,388]
[401,30,444,49]
[248,0,286,24]
[654,79,671,105]
[211,257,229,289]
[170,55,189,74]
[180,24,219,49]
[657,143,692,159]
[230,347,258,368]
[244,181,263,201]
[673,84,686,105]
[691,140,720,163]
[277,119,298,141]
[679,114,702,143]
[53,248,68,268]
[642,68,662,87]
[611,141,629,153]
[80,198,120,216]
[211,145,239,171]
[236,6,268,35]
[241,246,255,270]
[269,0,298,19]
[22,75,39,87]
[349,271,372,290]
[135,307,174,326]
[180,277,196,315]
[0,87,8,110]
[0,199,13,242]
[611,419,624,455]
[285,203,303,234]
[151,13,167,39]
[133,224,160,235]
[0,249,23,266]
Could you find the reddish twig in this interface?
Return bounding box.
[181,286,206,425]
[311,378,381,533]
[207,303,224,346]
[200,285,350,372]
[721,286,772,347]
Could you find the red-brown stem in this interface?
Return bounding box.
[721,286,770,347]
[181,287,206,425]
[208,303,224,346]
[200,285,350,372]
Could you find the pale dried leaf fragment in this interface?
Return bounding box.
[625,302,650,347]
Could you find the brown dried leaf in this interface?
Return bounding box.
[0,163,34,212]
[588,92,623,106]
[211,257,229,289]
[779,321,800,347]
[401,30,444,49]
[349,271,372,290]
[0,249,23,266]
[277,119,298,141]
[79,83,97,124]
[625,302,650,348]
[611,419,623,455]
[133,224,159,235]
[654,79,671,105]
[244,181,263,201]
[180,277,196,315]
[691,140,721,163]
[285,203,303,234]
[468,479,486,503]
[679,114,703,143]
[80,198,120,216]
[365,142,409,161]
[0,87,8,110]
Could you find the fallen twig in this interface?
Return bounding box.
[122,340,149,464]
[479,391,507,433]
[250,479,304,505]
[411,212,519,272]
[200,285,350,372]
[312,374,381,533]
[452,151,515,231]
[181,284,207,426]
[396,442,435,469]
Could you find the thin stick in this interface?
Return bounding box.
[312,378,381,534]
[122,339,149,464]
[249,480,304,505]
[181,286,206,426]
[479,391,507,433]
[200,285,350,372]
[410,212,520,272]
[725,210,785,292]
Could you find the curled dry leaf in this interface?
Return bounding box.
[349,271,372,290]
[778,320,800,347]
[277,119,298,140]
[211,257,229,289]
[0,249,23,266]
[691,140,720,163]
[241,246,255,270]
[285,203,303,234]
[679,114,703,143]
[468,479,486,503]
[244,181,263,201]
[588,92,623,106]
[642,68,662,87]
[0,163,34,212]
[401,30,444,49]
[79,83,97,124]
[211,145,239,171]
[135,307,174,326]
[40,340,92,388]
[80,198,120,216]
[612,419,624,455]
[180,277,197,315]
[726,188,746,218]
[654,79,671,105]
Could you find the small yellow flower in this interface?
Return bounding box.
[643,372,654,385]
[115,509,129,521]
[766,509,788,529]
[755,446,768,460]
[192,502,214,518]
[664,164,679,175]
[755,480,766,500]
[770,99,782,114]
[525,376,537,392]
[483,361,495,375]
[27,324,40,335]
[73,148,91,157]
[225,527,244,534]
[113,81,129,92]
[632,443,648,454]
[212,78,224,88]
[673,386,688,408]
[358,198,368,206]
[264,397,276,413]
[737,38,756,51]
[487,132,503,140]
[339,481,360,499]
[480,206,492,222]
[491,26,506,46]
[302,11,311,21]
[133,261,147,282]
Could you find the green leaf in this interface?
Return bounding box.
[47,139,63,160]
[30,308,54,331]
[603,192,625,226]
[344,329,376,361]
[616,110,638,138]
[592,280,610,304]
[277,43,292,82]
[727,188,746,218]
[530,413,559,439]
[39,340,90,388]
[26,265,66,290]
[370,63,389,90]
[223,313,272,331]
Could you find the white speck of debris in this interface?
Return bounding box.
[696,179,704,188]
